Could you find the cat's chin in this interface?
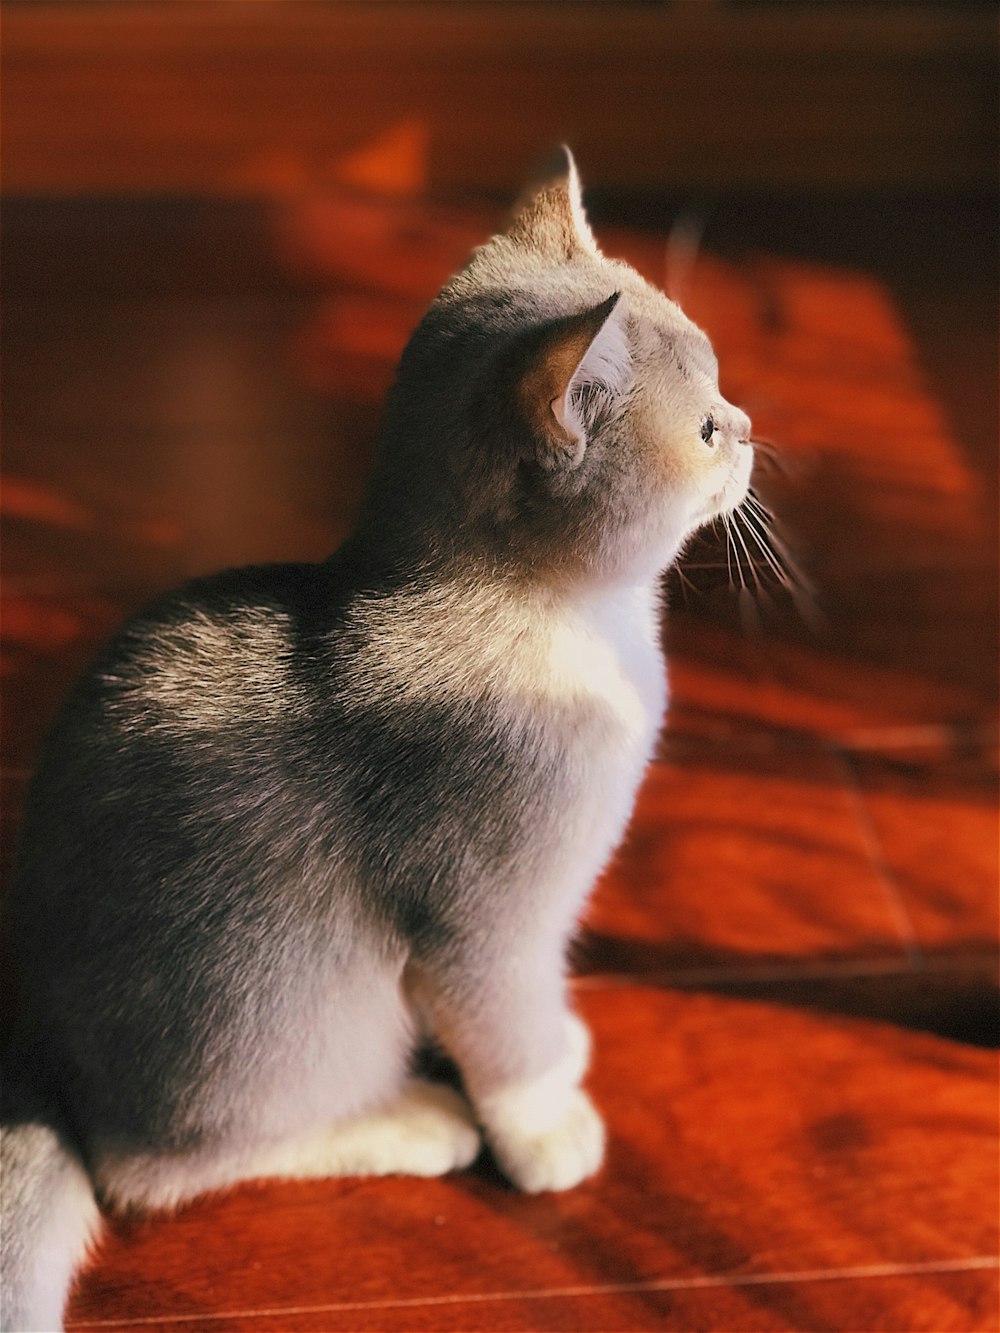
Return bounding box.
[694,446,754,527]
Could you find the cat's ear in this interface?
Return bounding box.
[507,145,600,261]
[519,292,630,469]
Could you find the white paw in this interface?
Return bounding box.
[272,1080,482,1180]
[379,1081,482,1176]
[491,1089,605,1193]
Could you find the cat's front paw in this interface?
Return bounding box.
[490,1090,605,1193]
[384,1081,483,1176]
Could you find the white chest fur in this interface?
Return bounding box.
[538,583,666,752]
[348,576,667,778]
[510,581,667,925]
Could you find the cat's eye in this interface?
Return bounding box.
[700,416,716,445]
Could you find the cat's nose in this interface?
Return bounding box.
[729,407,752,445]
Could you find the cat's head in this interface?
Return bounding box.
[364,147,753,586]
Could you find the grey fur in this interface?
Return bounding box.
[1,149,753,1329]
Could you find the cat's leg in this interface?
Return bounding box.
[407,939,603,1194]
[244,1079,481,1182]
[96,1080,481,1211]
[478,1008,602,1194]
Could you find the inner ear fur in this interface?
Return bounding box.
[518,292,629,470]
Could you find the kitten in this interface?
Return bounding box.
[0,149,752,1331]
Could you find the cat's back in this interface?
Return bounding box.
[76,561,329,736]
[12,559,344,915]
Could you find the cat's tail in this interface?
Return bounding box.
[1,1077,101,1332]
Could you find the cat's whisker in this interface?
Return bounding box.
[713,517,735,595]
[759,522,816,600]
[670,561,703,608]
[749,438,810,481]
[744,491,811,581]
[720,516,740,594]
[723,514,749,595]
[728,510,766,598]
[745,488,779,526]
[734,504,788,586]
[740,498,826,631]
[737,498,789,573]
[704,484,813,621]
[725,510,773,638]
[680,561,739,570]
[749,438,783,460]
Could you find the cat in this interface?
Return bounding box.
[0,148,753,1331]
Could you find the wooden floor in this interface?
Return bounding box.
[2,191,997,1331]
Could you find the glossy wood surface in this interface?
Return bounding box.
[66,991,997,1332]
[2,188,997,1330]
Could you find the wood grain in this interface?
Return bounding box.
[64,990,999,1332]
